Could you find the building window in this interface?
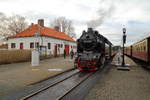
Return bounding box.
[20,43,23,49]
[11,43,16,48]
[58,44,60,48]
[35,42,39,48]
[30,42,34,48]
[61,44,63,48]
[48,43,51,49]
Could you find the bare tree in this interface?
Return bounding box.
[0,13,9,37]
[7,14,28,34]
[0,13,28,38]
[50,17,76,38]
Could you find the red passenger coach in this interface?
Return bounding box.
[132,38,149,62]
[125,46,132,56]
[125,36,150,65]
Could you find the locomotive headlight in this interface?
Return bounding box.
[93,56,96,59]
[93,55,98,59]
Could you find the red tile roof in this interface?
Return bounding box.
[8,24,75,42]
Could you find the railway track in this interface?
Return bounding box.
[20,69,95,100]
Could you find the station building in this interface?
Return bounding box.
[7,19,76,56]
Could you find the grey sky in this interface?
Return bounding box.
[0,0,150,46]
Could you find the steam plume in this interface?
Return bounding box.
[87,1,115,28]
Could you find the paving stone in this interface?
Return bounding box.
[0,57,74,97]
[85,55,150,100]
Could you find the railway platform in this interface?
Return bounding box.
[0,57,74,99]
[85,55,150,100]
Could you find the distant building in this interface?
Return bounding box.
[0,44,8,50]
[7,19,76,56]
[0,38,7,45]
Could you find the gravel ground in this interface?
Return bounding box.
[0,57,74,97]
[85,55,150,100]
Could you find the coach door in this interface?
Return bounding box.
[65,45,69,56]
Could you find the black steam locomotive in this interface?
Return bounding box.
[75,28,112,71]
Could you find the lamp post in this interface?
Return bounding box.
[122,27,126,66]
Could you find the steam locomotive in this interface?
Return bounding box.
[74,28,113,71]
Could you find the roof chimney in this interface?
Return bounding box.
[38,19,44,27]
[31,23,34,26]
[54,26,60,32]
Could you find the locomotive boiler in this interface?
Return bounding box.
[75,28,112,71]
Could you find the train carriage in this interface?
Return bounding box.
[125,46,132,56]
[126,36,150,64]
[132,39,148,62]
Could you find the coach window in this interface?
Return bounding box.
[48,43,51,49]
[11,43,16,48]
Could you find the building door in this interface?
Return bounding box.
[65,45,69,56]
[20,43,23,49]
[54,45,57,57]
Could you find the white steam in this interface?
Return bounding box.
[87,0,115,28]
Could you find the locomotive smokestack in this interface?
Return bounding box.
[38,19,44,27]
[82,30,86,34]
[88,28,93,33]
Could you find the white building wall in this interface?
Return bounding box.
[7,36,76,55]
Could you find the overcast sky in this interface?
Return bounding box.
[0,0,150,46]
